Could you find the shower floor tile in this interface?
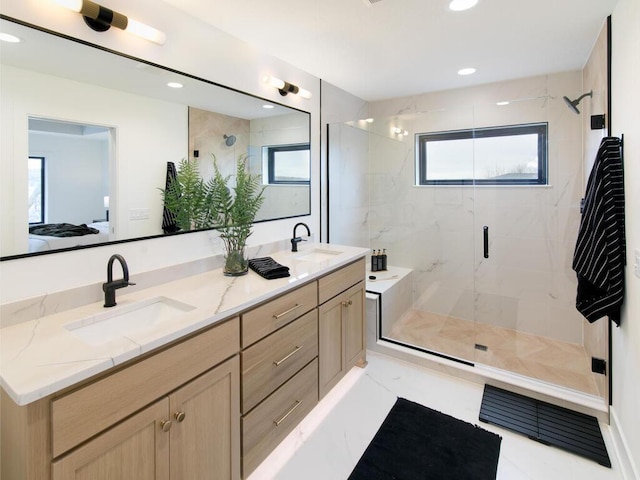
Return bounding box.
[387,310,600,396]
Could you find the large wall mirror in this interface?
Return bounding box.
[0,17,311,260]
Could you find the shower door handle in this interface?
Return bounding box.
[483,226,489,259]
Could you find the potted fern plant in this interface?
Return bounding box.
[161,154,265,276]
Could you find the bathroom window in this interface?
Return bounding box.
[28,156,45,224]
[416,123,548,185]
[265,144,310,184]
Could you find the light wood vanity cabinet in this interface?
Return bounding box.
[240,285,320,477]
[2,317,241,480]
[318,259,366,398]
[238,258,367,477]
[52,357,239,480]
[1,255,367,480]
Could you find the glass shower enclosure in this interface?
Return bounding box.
[328,93,605,400]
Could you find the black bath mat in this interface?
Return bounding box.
[348,397,502,480]
[479,385,610,467]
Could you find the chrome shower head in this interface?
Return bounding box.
[562,90,593,114]
[223,134,236,146]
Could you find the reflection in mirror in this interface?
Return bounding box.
[27,117,114,254]
[0,17,311,259]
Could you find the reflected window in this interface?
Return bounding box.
[28,156,45,224]
[416,123,548,185]
[265,144,310,184]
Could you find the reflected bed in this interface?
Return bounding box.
[28,222,109,253]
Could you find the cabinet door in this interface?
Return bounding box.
[52,399,169,480]
[344,282,365,369]
[319,282,366,398]
[318,292,345,398]
[169,356,240,480]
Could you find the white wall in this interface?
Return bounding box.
[29,130,108,226]
[320,81,370,242]
[2,65,186,255]
[611,0,640,477]
[0,0,319,303]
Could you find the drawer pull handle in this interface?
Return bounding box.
[160,420,172,432]
[274,400,302,426]
[342,300,353,307]
[174,411,186,423]
[273,346,303,366]
[273,303,302,320]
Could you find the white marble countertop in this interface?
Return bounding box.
[0,243,368,406]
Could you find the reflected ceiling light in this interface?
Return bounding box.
[449,0,478,11]
[263,75,312,99]
[393,127,403,134]
[0,32,21,43]
[365,118,374,123]
[496,101,510,106]
[167,82,183,89]
[51,0,166,45]
[457,67,476,76]
[263,104,275,109]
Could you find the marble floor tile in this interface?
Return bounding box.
[250,352,621,480]
[387,310,600,396]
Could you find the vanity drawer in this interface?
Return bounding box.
[242,358,318,476]
[51,317,240,458]
[242,309,318,413]
[318,257,365,305]
[242,281,317,347]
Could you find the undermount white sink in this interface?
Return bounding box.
[294,248,343,263]
[64,296,195,346]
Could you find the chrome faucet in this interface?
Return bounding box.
[291,222,311,252]
[103,254,135,307]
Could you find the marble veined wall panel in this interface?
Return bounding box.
[337,72,586,346]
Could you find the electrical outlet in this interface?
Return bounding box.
[635,249,640,279]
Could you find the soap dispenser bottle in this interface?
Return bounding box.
[381,249,388,271]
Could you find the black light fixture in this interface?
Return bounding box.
[263,75,312,99]
[51,0,166,45]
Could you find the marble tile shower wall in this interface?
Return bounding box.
[332,71,586,345]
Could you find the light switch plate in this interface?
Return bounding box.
[129,208,150,220]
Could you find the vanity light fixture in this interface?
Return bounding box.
[263,75,312,99]
[51,0,166,45]
[496,101,510,106]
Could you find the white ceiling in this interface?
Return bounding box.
[161,0,618,101]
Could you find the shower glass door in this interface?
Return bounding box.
[327,92,600,396]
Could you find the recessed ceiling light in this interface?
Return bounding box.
[496,101,510,106]
[263,104,275,109]
[457,67,476,76]
[167,82,183,89]
[449,0,478,11]
[0,33,21,43]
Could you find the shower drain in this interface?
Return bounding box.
[474,343,488,351]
